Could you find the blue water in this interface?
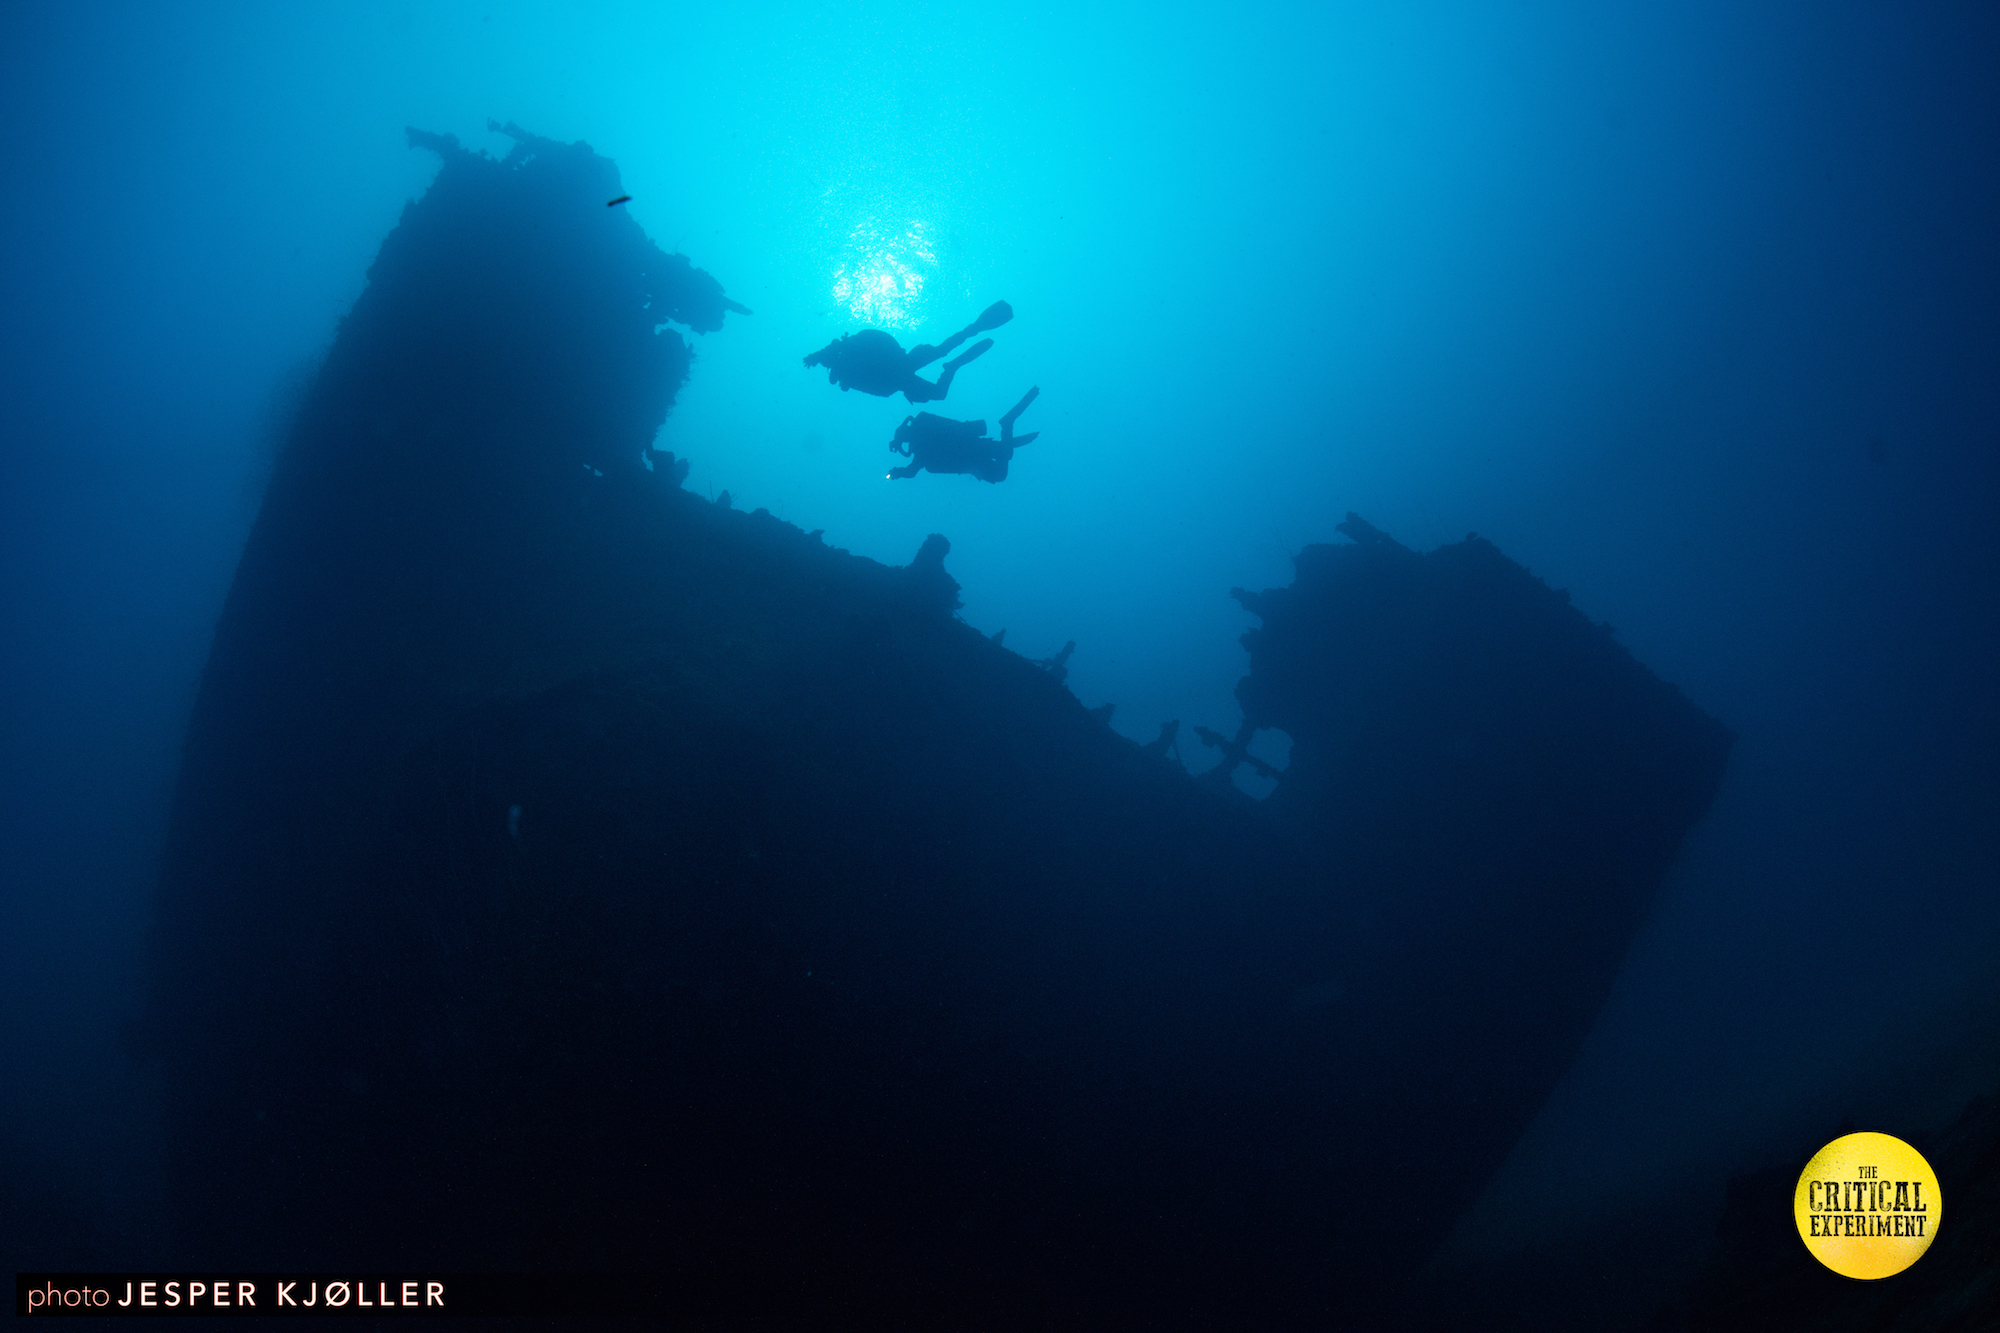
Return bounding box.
[4,0,1997,1287]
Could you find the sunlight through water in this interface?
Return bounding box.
[831,216,935,329]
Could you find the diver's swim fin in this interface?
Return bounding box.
[999,385,1041,433]
[929,338,995,399]
[942,338,995,371]
[970,300,1014,334]
[933,303,1012,358]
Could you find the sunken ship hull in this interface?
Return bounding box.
[146,128,1731,1327]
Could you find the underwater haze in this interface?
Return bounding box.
[4,0,1998,1316]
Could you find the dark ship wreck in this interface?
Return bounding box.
[145,124,1733,1328]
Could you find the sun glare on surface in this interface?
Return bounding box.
[832,217,935,329]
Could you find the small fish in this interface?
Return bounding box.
[606,194,632,208]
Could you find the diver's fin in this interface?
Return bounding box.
[943,337,995,371]
[999,385,1041,433]
[970,300,1014,334]
[933,302,1010,357]
[928,338,996,399]
[1007,431,1039,449]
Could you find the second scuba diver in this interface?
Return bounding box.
[886,386,1041,484]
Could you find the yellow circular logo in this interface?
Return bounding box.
[1794,1131,1941,1279]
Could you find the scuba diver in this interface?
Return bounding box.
[804,300,1013,403]
[887,386,1040,484]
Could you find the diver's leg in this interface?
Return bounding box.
[949,338,995,369]
[999,385,1040,440]
[930,338,994,398]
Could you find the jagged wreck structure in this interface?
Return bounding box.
[147,126,1732,1327]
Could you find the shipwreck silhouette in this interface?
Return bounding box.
[146,127,1732,1328]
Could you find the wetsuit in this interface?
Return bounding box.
[887,386,1041,483]
[805,301,1013,403]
